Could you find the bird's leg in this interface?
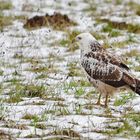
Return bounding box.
[96,93,102,105]
[104,94,109,107]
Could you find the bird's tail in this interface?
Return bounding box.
[123,73,140,95]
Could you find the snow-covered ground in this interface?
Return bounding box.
[0,0,140,139]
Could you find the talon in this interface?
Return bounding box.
[94,101,104,107]
[95,101,101,105]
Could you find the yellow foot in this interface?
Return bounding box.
[94,102,104,107]
[95,101,100,105]
[94,102,108,108]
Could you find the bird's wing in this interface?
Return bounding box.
[90,42,129,70]
[105,52,129,71]
[81,55,122,81]
[81,52,127,87]
[86,51,129,70]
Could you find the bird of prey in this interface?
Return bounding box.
[73,32,140,107]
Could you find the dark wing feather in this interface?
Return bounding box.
[120,63,129,71]
[82,52,126,87]
[85,51,129,71]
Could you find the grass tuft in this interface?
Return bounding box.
[114,92,135,106]
[0,1,12,10]
[97,18,140,33]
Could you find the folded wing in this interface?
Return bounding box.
[81,52,127,87]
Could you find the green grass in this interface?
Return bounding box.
[26,65,59,74]
[22,114,40,120]
[33,123,46,129]
[66,30,81,51]
[91,32,106,40]
[104,120,133,136]
[0,1,12,10]
[63,79,89,95]
[5,92,23,103]
[68,67,81,77]
[102,24,121,37]
[97,18,140,33]
[110,36,137,48]
[119,113,140,138]
[127,113,140,127]
[75,104,83,114]
[134,66,140,71]
[0,104,8,120]
[24,84,46,98]
[67,62,82,77]
[59,39,69,46]
[0,2,26,30]
[3,83,47,103]
[14,15,27,21]
[127,2,140,16]
[83,1,97,12]
[101,112,140,138]
[114,92,135,106]
[57,31,80,51]
[0,1,13,29]
[0,12,12,30]
[75,87,85,96]
[5,78,22,84]
[0,70,3,76]
[124,49,140,57]
[56,106,70,116]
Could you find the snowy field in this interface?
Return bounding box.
[0,0,140,139]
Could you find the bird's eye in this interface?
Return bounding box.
[78,37,82,40]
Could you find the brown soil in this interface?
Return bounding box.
[49,129,82,138]
[0,130,15,140]
[24,12,77,30]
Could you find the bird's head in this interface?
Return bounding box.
[72,32,99,53]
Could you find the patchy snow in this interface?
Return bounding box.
[0,0,140,139]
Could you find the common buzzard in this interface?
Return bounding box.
[73,33,140,107]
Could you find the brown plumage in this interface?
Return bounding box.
[74,33,140,107]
